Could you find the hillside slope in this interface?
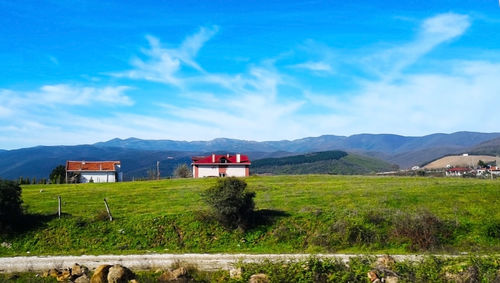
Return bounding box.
[251,151,396,175]
[1,176,498,256]
[423,155,500,169]
[469,137,500,156]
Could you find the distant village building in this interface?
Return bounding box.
[490,166,500,176]
[191,154,251,178]
[445,167,472,177]
[66,161,122,183]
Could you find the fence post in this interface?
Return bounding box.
[103,198,113,221]
[58,196,61,219]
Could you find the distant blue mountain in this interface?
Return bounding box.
[95,131,500,154]
[1,131,499,181]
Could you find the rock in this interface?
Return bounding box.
[72,263,90,277]
[384,276,399,283]
[1,242,12,249]
[42,268,59,278]
[230,267,242,279]
[171,267,187,279]
[158,267,190,282]
[107,264,135,283]
[249,273,269,283]
[129,280,140,283]
[74,274,91,283]
[367,271,380,282]
[56,269,71,281]
[375,255,396,270]
[90,264,112,283]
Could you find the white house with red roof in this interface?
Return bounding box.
[66,160,123,183]
[191,153,251,178]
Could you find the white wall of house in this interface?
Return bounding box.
[197,166,220,178]
[226,165,247,177]
[194,165,249,178]
[80,172,116,183]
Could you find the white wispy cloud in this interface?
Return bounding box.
[112,26,219,86]
[0,84,133,118]
[37,84,134,106]
[362,13,470,80]
[306,59,500,135]
[291,61,333,72]
[302,13,500,136]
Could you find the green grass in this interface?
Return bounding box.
[0,175,499,256]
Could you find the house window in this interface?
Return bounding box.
[220,158,227,163]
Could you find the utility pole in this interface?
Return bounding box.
[156,161,160,180]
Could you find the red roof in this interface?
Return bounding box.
[192,154,251,164]
[66,161,120,172]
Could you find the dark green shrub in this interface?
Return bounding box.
[201,177,255,230]
[485,220,500,238]
[0,179,23,230]
[49,165,66,184]
[392,210,453,251]
[346,224,375,245]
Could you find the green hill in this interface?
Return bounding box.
[1,175,498,256]
[251,151,397,175]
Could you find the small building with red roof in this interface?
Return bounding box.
[191,153,250,178]
[66,160,122,183]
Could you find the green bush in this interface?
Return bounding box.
[201,177,255,230]
[174,164,192,178]
[0,179,23,230]
[392,210,454,251]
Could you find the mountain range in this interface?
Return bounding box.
[1,131,499,180]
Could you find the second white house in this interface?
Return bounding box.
[191,153,251,178]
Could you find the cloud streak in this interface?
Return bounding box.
[363,13,470,80]
[112,26,219,86]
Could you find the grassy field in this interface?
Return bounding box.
[0,175,499,256]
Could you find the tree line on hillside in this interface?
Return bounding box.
[252,150,348,167]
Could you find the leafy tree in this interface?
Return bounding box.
[174,164,192,178]
[478,160,487,168]
[0,179,23,230]
[202,177,255,230]
[49,165,66,184]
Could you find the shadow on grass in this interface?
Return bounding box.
[2,213,68,235]
[250,209,290,228]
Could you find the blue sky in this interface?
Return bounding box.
[0,1,499,149]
